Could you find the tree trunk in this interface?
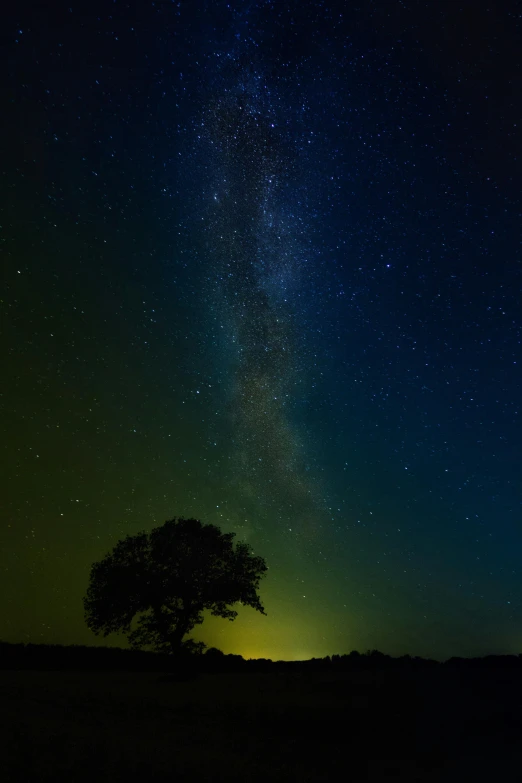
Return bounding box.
[152,602,192,655]
[169,616,191,654]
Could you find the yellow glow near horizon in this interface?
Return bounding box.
[189,596,346,662]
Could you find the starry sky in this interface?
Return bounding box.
[2,0,521,662]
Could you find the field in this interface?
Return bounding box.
[1,667,521,781]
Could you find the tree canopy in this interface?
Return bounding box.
[83,517,268,654]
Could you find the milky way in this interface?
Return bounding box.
[201,55,325,536]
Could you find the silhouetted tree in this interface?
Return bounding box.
[83,517,268,654]
[205,647,226,659]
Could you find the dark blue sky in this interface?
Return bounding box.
[2,0,521,660]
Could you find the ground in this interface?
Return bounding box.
[1,667,521,781]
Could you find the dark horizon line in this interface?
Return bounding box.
[2,639,522,666]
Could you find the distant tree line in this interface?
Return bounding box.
[2,640,522,674]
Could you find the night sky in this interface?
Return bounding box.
[2,0,521,662]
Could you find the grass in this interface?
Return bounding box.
[1,667,522,781]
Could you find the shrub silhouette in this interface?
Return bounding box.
[83,517,268,654]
